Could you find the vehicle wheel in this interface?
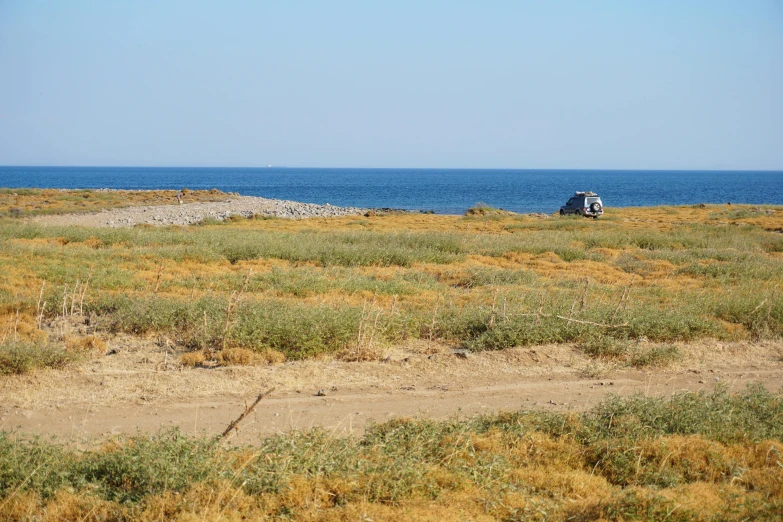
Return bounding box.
[559,209,565,216]
[593,215,599,220]
[575,210,581,216]
[590,202,601,212]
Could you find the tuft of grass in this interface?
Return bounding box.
[180,351,206,367]
[464,202,508,216]
[64,335,107,354]
[579,337,629,359]
[196,217,223,226]
[215,347,256,366]
[629,343,681,368]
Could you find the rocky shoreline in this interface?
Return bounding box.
[31,195,379,227]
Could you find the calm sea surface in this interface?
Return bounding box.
[1,167,781,214]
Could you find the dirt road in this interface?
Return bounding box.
[2,337,781,446]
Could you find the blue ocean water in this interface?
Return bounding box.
[1,167,781,215]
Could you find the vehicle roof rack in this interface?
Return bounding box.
[575,191,598,197]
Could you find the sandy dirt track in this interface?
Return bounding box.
[2,336,781,446]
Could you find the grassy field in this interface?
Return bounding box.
[0,201,781,369]
[1,385,781,520]
[0,195,782,520]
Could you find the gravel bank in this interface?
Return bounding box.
[31,195,371,227]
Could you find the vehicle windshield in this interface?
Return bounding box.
[586,197,600,205]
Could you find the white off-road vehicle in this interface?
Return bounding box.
[559,192,603,218]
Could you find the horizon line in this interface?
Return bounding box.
[2,165,783,173]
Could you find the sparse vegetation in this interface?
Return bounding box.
[0,203,781,364]
[0,385,781,520]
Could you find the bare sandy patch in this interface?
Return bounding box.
[1,333,781,445]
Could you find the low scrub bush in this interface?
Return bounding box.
[464,202,509,216]
[629,343,681,368]
[0,341,76,375]
[448,267,535,288]
[230,301,361,359]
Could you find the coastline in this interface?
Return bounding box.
[29,194,374,227]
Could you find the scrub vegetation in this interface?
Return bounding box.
[1,384,781,520]
[0,201,781,368]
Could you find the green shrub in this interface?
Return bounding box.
[0,341,76,375]
[78,430,220,503]
[579,383,783,444]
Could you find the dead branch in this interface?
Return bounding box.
[79,271,92,315]
[35,281,46,329]
[221,388,275,440]
[427,295,441,351]
[222,269,254,348]
[611,275,636,321]
[61,284,68,317]
[154,260,165,293]
[534,291,545,326]
[555,316,629,328]
[367,307,382,351]
[37,301,46,330]
[568,277,590,319]
[751,298,768,315]
[489,288,498,329]
[579,276,590,312]
[356,298,368,348]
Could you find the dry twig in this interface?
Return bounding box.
[220,388,275,440]
[222,269,253,347]
[427,295,441,351]
[555,316,629,328]
[35,281,46,329]
[153,260,165,293]
[611,275,636,321]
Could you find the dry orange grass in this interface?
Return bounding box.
[64,334,106,353]
[215,347,256,366]
[0,312,47,344]
[180,350,207,367]
[181,347,284,367]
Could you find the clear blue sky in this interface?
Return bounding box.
[1,1,781,169]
